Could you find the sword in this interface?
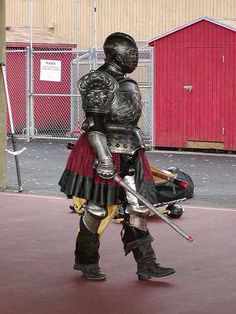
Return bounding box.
[113,174,193,242]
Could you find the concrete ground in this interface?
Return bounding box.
[1,192,236,314]
[1,139,236,313]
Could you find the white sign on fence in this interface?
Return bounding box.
[40,60,61,82]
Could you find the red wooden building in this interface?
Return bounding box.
[149,17,236,151]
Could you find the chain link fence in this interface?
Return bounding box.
[5,47,154,145]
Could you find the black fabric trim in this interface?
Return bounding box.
[59,169,119,205]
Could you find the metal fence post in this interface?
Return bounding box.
[89,48,97,70]
[70,60,79,131]
[92,48,97,69]
[74,0,79,53]
[29,0,35,139]
[29,46,35,139]
[25,47,30,142]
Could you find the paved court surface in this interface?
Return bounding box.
[1,192,236,314]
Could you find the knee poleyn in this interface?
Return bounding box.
[126,204,150,218]
[84,202,108,220]
[82,202,108,233]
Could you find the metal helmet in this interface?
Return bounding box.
[166,203,184,219]
[103,32,138,73]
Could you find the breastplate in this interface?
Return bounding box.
[107,78,142,126]
[106,78,145,154]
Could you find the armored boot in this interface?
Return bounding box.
[121,217,175,280]
[74,216,106,280]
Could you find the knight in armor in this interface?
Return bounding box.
[59,32,175,280]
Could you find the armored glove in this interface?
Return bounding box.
[96,157,116,179]
[88,131,116,179]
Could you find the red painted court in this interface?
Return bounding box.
[0,193,236,314]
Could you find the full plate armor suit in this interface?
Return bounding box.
[59,32,175,280]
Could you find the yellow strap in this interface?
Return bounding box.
[72,196,86,214]
[98,205,119,235]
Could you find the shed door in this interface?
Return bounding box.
[186,47,225,144]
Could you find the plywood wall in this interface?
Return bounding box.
[6,0,236,48]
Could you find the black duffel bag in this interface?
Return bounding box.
[155,167,194,203]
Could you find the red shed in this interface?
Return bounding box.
[149,17,236,151]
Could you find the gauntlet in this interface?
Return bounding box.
[88,131,115,179]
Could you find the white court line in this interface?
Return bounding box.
[184,205,236,212]
[0,192,66,201]
[1,192,235,212]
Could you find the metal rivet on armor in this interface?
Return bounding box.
[123,144,127,148]
[116,143,120,147]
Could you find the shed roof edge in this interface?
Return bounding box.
[148,16,236,44]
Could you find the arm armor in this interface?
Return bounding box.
[88,131,116,179]
[82,114,115,179]
[78,71,118,179]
